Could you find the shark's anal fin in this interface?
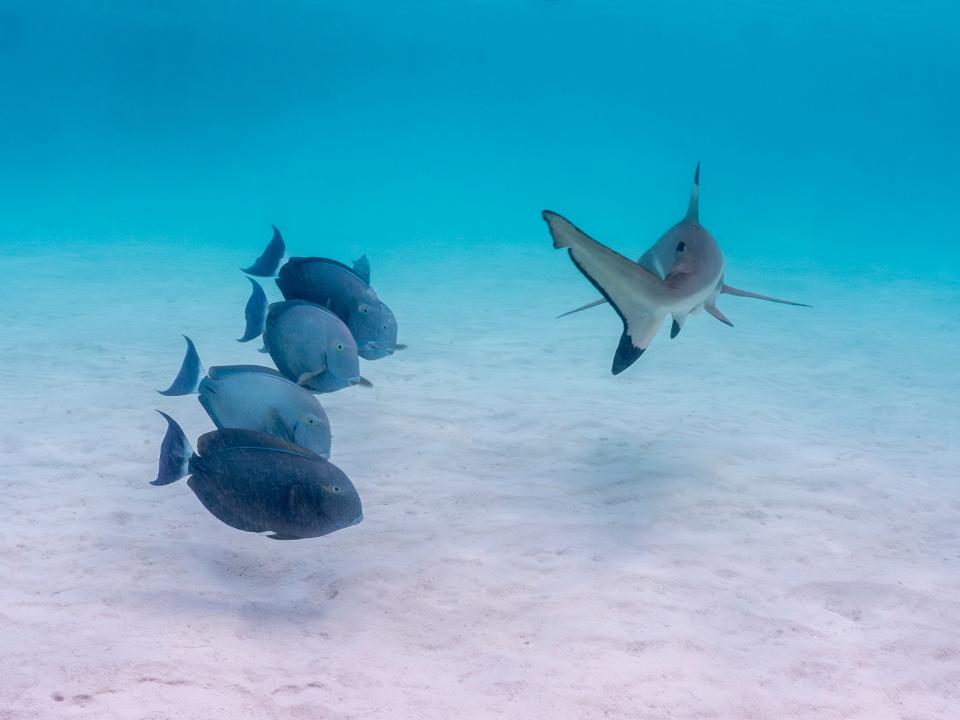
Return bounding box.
[706,302,733,327]
[721,284,811,307]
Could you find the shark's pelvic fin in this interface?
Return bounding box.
[685,162,700,223]
[543,210,669,374]
[721,284,810,307]
[556,297,608,319]
[705,302,733,327]
[670,313,687,338]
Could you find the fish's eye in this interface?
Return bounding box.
[360,305,369,314]
[333,486,340,493]
[676,241,686,253]
[307,417,316,425]
[336,343,344,351]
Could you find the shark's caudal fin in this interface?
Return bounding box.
[685,162,700,223]
[721,284,811,307]
[152,411,193,486]
[158,336,204,396]
[238,277,268,342]
[242,225,286,277]
[543,210,669,375]
[556,297,608,318]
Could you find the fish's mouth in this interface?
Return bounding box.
[350,377,374,388]
[350,512,364,527]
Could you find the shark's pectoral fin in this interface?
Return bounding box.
[721,284,810,307]
[556,297,608,319]
[543,210,670,373]
[706,302,733,327]
[613,332,644,375]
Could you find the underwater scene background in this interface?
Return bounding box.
[1,1,957,718]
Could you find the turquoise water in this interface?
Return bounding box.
[1,2,958,718]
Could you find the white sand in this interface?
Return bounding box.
[1,239,958,719]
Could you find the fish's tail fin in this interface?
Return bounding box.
[238,277,268,342]
[158,336,204,396]
[721,284,811,307]
[685,162,700,222]
[241,224,286,277]
[152,411,193,486]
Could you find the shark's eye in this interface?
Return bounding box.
[676,241,686,253]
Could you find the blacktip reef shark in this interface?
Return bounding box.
[542,164,809,375]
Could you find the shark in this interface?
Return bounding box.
[542,164,808,375]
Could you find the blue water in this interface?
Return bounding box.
[2,3,958,718]
[1,1,957,277]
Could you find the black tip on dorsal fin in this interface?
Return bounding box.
[686,162,700,223]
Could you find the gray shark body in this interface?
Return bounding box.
[544,164,808,375]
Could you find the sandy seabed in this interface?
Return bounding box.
[1,239,958,719]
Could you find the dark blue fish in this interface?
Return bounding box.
[160,337,333,458]
[277,257,400,360]
[153,412,362,540]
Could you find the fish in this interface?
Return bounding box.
[152,412,362,540]
[276,257,401,360]
[159,336,333,458]
[352,254,371,285]
[544,163,809,374]
[241,224,286,277]
[263,300,367,393]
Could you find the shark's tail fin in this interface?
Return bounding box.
[685,162,700,222]
[721,284,811,307]
[158,336,204,396]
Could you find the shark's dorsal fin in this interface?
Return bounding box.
[685,162,700,223]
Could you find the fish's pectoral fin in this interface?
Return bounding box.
[265,406,293,441]
[297,371,324,387]
[556,298,608,319]
[706,302,733,327]
[721,284,811,307]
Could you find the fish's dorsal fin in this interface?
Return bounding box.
[352,254,371,285]
[197,428,323,460]
[207,365,287,380]
[685,162,700,223]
